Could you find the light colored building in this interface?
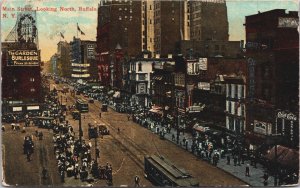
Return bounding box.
[143,0,155,54]
[128,53,154,107]
[50,54,58,75]
[225,75,246,134]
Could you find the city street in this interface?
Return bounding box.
[51,81,246,186]
[2,80,246,187]
[1,1,298,187]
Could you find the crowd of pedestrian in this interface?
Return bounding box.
[42,89,113,185]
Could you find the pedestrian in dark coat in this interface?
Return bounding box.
[233,155,237,166]
[134,175,140,187]
[227,155,230,165]
[60,171,65,183]
[96,148,100,158]
[262,172,269,186]
[245,164,250,176]
[42,167,48,179]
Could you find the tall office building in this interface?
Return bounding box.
[97,0,142,86]
[190,0,229,41]
[97,0,142,56]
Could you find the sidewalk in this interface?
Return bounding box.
[107,106,275,186]
[148,122,275,187]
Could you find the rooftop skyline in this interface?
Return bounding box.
[1,0,298,61]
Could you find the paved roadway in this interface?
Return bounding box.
[2,125,61,186]
[54,81,246,187]
[1,80,245,187]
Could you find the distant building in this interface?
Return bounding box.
[245,9,299,148]
[70,37,96,80]
[50,53,58,75]
[57,41,71,78]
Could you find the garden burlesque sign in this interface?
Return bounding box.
[7,50,40,66]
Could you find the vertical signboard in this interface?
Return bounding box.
[248,58,255,102]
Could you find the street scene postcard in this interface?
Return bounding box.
[0,0,299,187]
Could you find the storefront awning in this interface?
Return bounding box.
[152,75,163,80]
[113,91,121,98]
[193,124,209,133]
[264,145,299,169]
[206,129,222,136]
[108,90,114,95]
[149,108,163,114]
[188,105,204,113]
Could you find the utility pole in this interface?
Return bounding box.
[95,136,98,164]
[79,113,83,145]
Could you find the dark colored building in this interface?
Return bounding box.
[178,40,243,58]
[152,56,176,120]
[96,0,142,86]
[153,1,185,55]
[244,9,299,148]
[2,42,42,113]
[186,57,247,133]
[190,0,229,41]
[57,41,71,78]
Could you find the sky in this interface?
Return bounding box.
[1,0,298,62]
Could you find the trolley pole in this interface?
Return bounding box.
[79,113,83,145]
[95,136,98,163]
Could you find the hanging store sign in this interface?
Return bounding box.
[12,107,22,112]
[7,50,40,66]
[277,111,297,121]
[27,106,40,110]
[254,120,272,135]
[137,83,146,94]
[198,58,207,70]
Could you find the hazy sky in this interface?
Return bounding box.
[1,0,298,61]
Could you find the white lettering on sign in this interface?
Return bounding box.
[277,111,297,121]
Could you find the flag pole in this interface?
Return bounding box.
[77,23,78,38]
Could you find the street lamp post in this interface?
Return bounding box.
[79,113,83,145]
[94,121,99,164]
[95,135,98,163]
[266,134,281,186]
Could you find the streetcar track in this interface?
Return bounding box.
[60,89,146,170]
[59,84,160,174]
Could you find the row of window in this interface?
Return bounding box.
[13,88,36,93]
[13,77,35,82]
[118,15,133,21]
[226,117,244,133]
[227,84,245,99]
[226,101,245,117]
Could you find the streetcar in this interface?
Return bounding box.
[75,99,89,113]
[144,155,199,187]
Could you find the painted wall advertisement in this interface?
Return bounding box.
[7,50,40,66]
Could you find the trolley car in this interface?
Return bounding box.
[144,155,199,187]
